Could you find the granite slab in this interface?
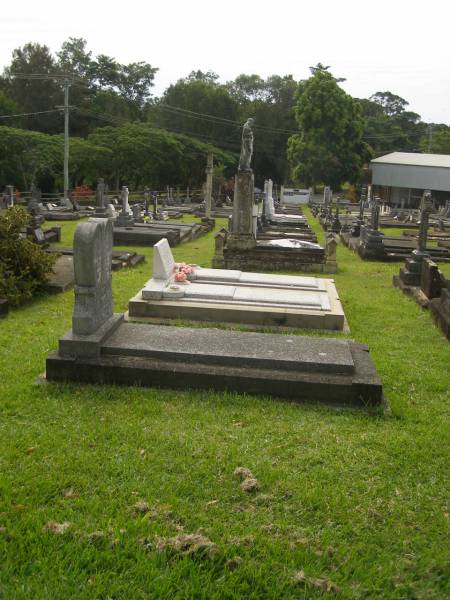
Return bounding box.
[46,321,384,406]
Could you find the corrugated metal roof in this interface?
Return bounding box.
[371,152,450,168]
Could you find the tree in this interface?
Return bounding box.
[226,74,298,184]
[156,76,240,148]
[287,64,367,188]
[88,124,237,189]
[358,93,425,155]
[370,91,409,117]
[3,43,62,134]
[0,206,56,305]
[420,124,450,154]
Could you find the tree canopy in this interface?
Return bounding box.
[287,64,368,188]
[0,38,447,192]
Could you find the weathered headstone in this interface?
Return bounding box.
[420,258,443,300]
[132,203,141,221]
[417,190,434,252]
[72,219,114,335]
[94,178,108,217]
[370,196,381,231]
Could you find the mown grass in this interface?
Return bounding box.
[0,210,449,599]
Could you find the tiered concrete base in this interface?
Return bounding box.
[214,243,335,273]
[46,321,383,406]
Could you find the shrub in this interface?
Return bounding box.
[0,207,56,305]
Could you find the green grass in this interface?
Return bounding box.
[1,210,449,599]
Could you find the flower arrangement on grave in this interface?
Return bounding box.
[173,262,195,283]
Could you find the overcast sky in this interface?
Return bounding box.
[1,0,449,123]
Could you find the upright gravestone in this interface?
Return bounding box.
[58,218,123,357]
[94,178,108,217]
[132,203,141,222]
[143,187,150,217]
[416,191,434,253]
[116,186,134,226]
[394,191,435,289]
[153,192,158,217]
[204,152,213,218]
[370,196,381,231]
[331,200,341,233]
[323,186,332,206]
[227,119,257,250]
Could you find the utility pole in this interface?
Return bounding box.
[427,124,433,153]
[63,78,70,200]
[56,77,71,200]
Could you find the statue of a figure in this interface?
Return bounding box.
[238,118,254,171]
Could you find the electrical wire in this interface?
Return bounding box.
[0,109,63,119]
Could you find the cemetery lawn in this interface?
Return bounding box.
[1,211,449,599]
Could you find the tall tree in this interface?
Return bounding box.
[287,64,367,188]
[226,74,298,184]
[3,43,62,134]
[156,75,240,148]
[358,92,425,155]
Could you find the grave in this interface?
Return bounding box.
[261,180,308,228]
[213,122,335,273]
[113,186,213,247]
[46,219,383,406]
[46,246,145,272]
[129,239,346,331]
[393,192,436,291]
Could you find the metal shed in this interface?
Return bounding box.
[370,152,450,207]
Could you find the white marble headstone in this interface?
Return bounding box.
[153,238,175,280]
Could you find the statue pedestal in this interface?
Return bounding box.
[228,169,256,250]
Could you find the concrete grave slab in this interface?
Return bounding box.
[46,322,383,407]
[134,239,346,331]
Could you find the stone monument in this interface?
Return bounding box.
[394,191,435,290]
[116,186,134,227]
[226,119,256,250]
[94,178,108,217]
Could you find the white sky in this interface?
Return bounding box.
[1,0,449,123]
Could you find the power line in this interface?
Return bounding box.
[0,109,63,119]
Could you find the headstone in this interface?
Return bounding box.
[116,186,134,226]
[106,203,116,219]
[153,238,175,280]
[132,203,141,221]
[370,196,380,230]
[72,219,114,335]
[94,178,108,217]
[143,187,150,216]
[62,196,74,210]
[417,190,434,252]
[420,258,442,300]
[227,170,256,250]
[153,192,158,216]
